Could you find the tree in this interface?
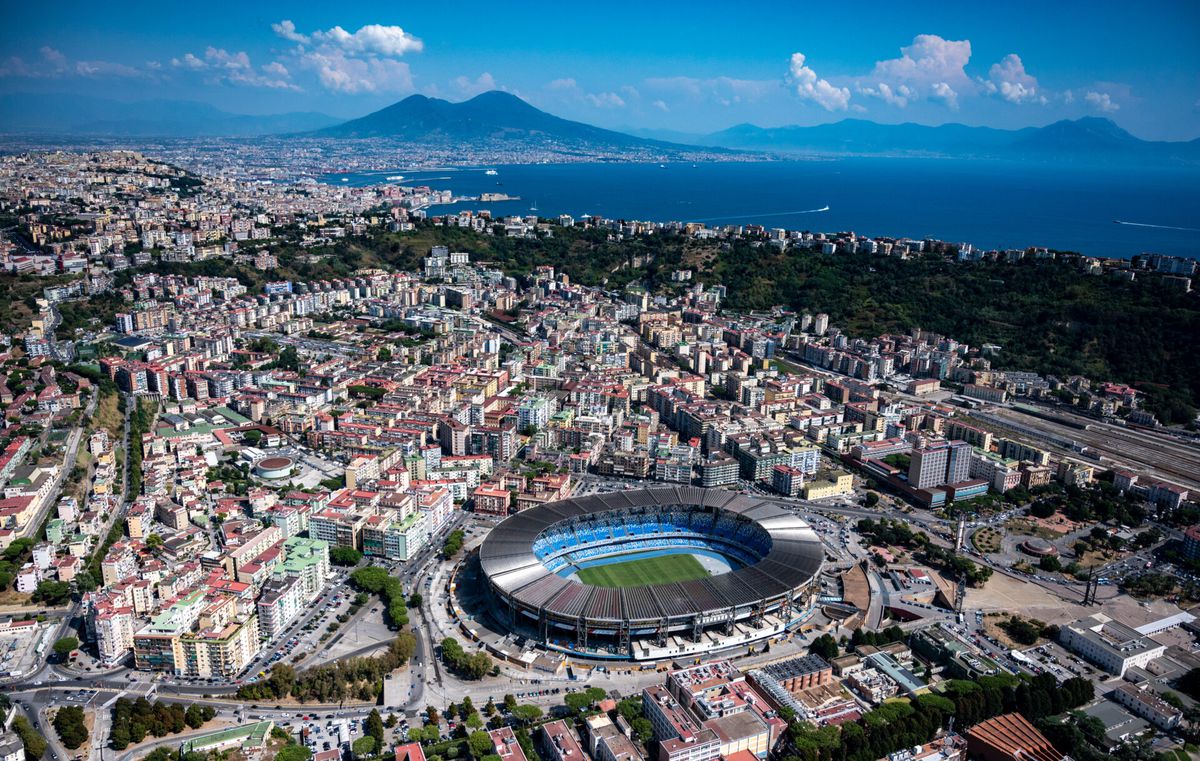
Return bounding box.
[53,705,89,749]
[353,735,377,757]
[809,634,839,660]
[443,530,465,557]
[616,698,643,724]
[185,704,214,729]
[510,705,543,726]
[367,708,385,747]
[31,580,71,605]
[74,570,98,592]
[11,715,46,759]
[52,636,79,658]
[469,730,496,759]
[1001,617,1043,646]
[864,491,880,508]
[564,687,608,715]
[632,718,654,741]
[331,546,363,566]
[1112,738,1157,761]
[503,694,517,711]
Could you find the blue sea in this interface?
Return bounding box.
[323,159,1200,259]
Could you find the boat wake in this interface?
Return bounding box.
[1114,220,1199,232]
[693,206,830,223]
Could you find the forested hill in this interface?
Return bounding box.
[48,221,1199,422]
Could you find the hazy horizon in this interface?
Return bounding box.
[1,1,1198,141]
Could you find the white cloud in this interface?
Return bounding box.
[453,72,497,97]
[651,99,669,112]
[278,21,422,57]
[858,34,973,109]
[74,60,145,79]
[39,46,67,72]
[272,20,423,95]
[203,47,252,72]
[786,53,850,111]
[171,47,298,90]
[1085,91,1119,112]
[272,20,308,44]
[857,82,911,107]
[546,78,577,91]
[1,46,149,80]
[873,34,972,87]
[585,91,625,108]
[304,51,413,94]
[987,54,1043,104]
[171,52,206,71]
[931,82,958,109]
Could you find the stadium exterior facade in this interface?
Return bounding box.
[477,487,823,657]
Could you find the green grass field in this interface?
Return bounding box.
[576,553,710,588]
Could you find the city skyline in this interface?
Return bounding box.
[1,1,1198,140]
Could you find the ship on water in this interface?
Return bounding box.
[485,169,499,176]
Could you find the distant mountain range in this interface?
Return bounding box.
[633,116,1200,163]
[2,89,1196,165]
[0,93,340,137]
[306,90,665,149]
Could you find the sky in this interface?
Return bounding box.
[1,1,1198,140]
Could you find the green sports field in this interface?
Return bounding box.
[576,553,710,588]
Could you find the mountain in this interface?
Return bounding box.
[309,90,668,148]
[0,93,340,137]
[679,116,1199,164]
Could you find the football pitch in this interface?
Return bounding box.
[576,553,710,588]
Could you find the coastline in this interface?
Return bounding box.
[317,158,1200,260]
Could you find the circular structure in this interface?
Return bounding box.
[253,456,295,480]
[1020,537,1058,557]
[478,487,823,655]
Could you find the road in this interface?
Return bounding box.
[15,388,97,545]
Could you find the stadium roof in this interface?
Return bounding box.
[479,487,823,624]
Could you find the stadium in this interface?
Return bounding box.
[476,487,824,660]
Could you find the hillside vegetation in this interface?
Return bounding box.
[55,222,1200,421]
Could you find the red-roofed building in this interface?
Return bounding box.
[489,727,528,761]
[966,713,1064,761]
[473,484,511,516]
[396,743,428,761]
